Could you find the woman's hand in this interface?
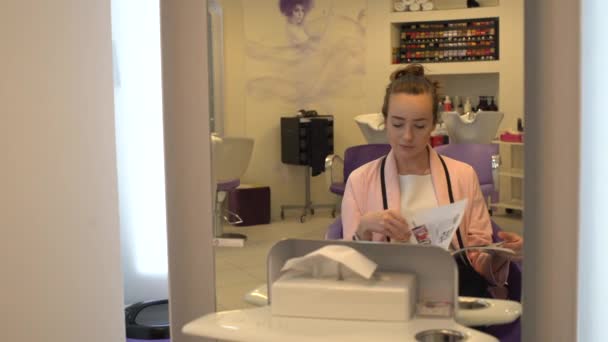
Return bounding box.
[498,231,523,260]
[358,210,411,242]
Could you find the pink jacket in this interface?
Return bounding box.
[341,147,508,286]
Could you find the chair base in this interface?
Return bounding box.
[218,232,248,240]
[280,203,336,223]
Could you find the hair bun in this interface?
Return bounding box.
[391,64,426,81]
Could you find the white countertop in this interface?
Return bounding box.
[183,306,499,342]
[244,284,522,327]
[457,296,522,326]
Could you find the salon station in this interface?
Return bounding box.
[8,0,595,341]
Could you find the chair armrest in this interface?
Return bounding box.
[325,154,344,188]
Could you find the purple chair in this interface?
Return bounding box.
[215,179,246,239]
[434,143,499,207]
[325,144,391,196]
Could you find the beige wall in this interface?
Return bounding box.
[0,1,125,341]
[220,0,247,136]
[219,1,524,220]
[523,0,580,340]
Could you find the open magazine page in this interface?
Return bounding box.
[401,199,516,256]
[403,199,468,250]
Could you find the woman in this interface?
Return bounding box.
[341,64,522,298]
[279,0,314,46]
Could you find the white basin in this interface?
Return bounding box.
[354,113,388,144]
[211,134,254,183]
[442,111,504,144]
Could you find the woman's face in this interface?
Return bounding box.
[290,4,306,25]
[386,93,435,162]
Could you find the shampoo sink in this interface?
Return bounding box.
[354,113,388,144]
[442,111,504,144]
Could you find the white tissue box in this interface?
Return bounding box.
[271,271,416,321]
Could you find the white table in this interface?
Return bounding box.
[183,307,499,342]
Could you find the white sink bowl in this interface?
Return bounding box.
[442,111,504,144]
[354,113,388,144]
[211,134,254,182]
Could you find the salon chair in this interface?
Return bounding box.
[434,143,499,208]
[325,144,391,196]
[442,111,504,144]
[211,134,254,240]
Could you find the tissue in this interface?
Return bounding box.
[271,245,417,321]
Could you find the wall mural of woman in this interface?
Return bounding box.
[245,0,367,110]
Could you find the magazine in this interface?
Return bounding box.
[403,199,516,256]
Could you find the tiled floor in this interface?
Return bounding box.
[214,211,523,311]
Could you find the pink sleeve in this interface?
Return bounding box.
[341,177,362,241]
[463,168,510,286]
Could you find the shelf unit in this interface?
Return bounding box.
[492,199,524,211]
[394,17,499,64]
[498,167,524,179]
[389,7,501,24]
[368,0,523,132]
[492,140,524,212]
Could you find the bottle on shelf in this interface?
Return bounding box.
[489,96,498,111]
[464,97,473,114]
[443,95,453,112]
[517,118,524,132]
[478,96,489,111]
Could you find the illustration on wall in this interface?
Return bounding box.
[244,0,367,110]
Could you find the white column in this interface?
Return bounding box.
[160,1,216,341]
[524,0,581,340]
[579,0,608,340]
[0,1,125,341]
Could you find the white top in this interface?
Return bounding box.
[182,306,499,342]
[399,174,437,217]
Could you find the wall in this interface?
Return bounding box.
[523,0,580,340]
[219,1,524,220]
[579,0,608,340]
[160,1,216,341]
[219,0,247,136]
[0,1,125,341]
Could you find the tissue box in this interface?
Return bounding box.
[271,271,416,321]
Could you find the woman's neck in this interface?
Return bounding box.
[396,147,431,175]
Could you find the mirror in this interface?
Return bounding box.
[209,0,524,312]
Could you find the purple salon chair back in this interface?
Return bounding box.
[434,143,499,203]
[330,144,391,196]
[343,144,392,184]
